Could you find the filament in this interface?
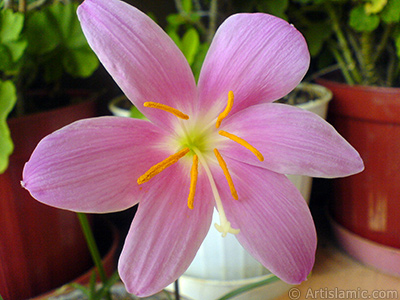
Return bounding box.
[216,91,234,128]
[137,148,190,184]
[219,130,264,162]
[214,148,238,200]
[187,155,199,209]
[144,102,189,120]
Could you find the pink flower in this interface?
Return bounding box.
[22,0,364,296]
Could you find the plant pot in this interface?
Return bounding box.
[32,218,120,299]
[316,72,400,276]
[0,94,101,300]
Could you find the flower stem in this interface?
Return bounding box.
[77,213,111,300]
[216,274,279,300]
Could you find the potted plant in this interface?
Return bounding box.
[0,1,117,299]
[282,0,400,275]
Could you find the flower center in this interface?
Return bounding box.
[137,92,263,237]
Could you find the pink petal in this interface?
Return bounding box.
[119,163,214,297]
[212,157,316,284]
[198,13,310,115]
[77,0,197,129]
[220,103,364,178]
[22,117,171,213]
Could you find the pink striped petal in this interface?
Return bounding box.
[22,117,171,213]
[198,13,309,116]
[220,103,364,178]
[212,157,316,284]
[77,0,197,129]
[119,163,214,297]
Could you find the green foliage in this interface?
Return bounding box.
[164,0,211,81]
[0,9,27,71]
[0,0,100,172]
[349,6,380,32]
[256,0,289,20]
[381,0,400,23]
[25,2,99,82]
[0,80,16,173]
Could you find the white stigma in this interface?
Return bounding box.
[193,147,240,237]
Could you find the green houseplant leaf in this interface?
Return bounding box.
[0,9,27,71]
[0,80,17,173]
[180,28,200,65]
[349,6,380,32]
[26,2,99,81]
[381,0,400,23]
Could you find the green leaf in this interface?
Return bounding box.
[257,0,288,19]
[49,2,87,49]
[0,80,17,173]
[381,0,400,23]
[167,30,182,49]
[180,28,200,65]
[0,9,24,43]
[0,9,27,70]
[395,30,400,58]
[303,22,332,56]
[62,46,100,78]
[182,0,193,13]
[192,43,210,82]
[25,8,60,54]
[7,39,28,62]
[349,6,380,32]
[0,45,13,71]
[166,14,186,27]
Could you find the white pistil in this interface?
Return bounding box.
[192,147,240,237]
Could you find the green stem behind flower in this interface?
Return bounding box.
[77,213,111,300]
[216,274,279,300]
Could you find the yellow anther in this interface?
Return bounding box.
[144,102,189,120]
[214,148,238,200]
[137,148,190,185]
[187,155,199,209]
[216,91,234,128]
[219,130,264,162]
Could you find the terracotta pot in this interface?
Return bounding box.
[316,74,400,250]
[0,95,100,300]
[32,218,120,299]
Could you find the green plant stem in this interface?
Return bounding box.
[325,1,362,84]
[3,0,14,10]
[77,213,112,300]
[360,31,378,85]
[207,0,218,43]
[18,0,26,13]
[373,24,393,63]
[328,41,355,85]
[215,274,280,300]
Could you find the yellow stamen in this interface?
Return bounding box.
[187,155,198,209]
[144,102,189,120]
[137,148,190,184]
[219,130,264,162]
[216,91,234,128]
[214,148,238,200]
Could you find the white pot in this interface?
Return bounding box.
[286,83,332,203]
